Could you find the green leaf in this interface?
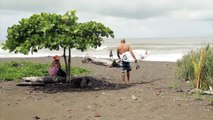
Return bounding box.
[62,15,69,20]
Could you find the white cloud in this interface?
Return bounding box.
[170,9,213,21]
[1,0,212,20]
[0,0,213,39]
[0,0,62,12]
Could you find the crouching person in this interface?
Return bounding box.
[48,55,66,82]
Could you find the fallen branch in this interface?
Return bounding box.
[82,56,120,67]
[190,89,213,95]
[17,76,116,89]
[17,76,65,86]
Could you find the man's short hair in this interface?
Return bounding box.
[120,39,125,43]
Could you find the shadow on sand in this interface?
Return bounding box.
[23,76,160,94]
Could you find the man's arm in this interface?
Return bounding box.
[129,46,137,63]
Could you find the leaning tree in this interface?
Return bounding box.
[2,10,114,82]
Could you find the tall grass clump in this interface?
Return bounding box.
[176,44,213,90]
[0,61,90,81]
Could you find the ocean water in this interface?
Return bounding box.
[0,38,212,62]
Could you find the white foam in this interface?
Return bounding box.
[0,49,184,62]
[92,46,107,51]
[143,54,184,62]
[0,49,63,58]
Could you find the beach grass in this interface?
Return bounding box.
[192,90,203,100]
[168,80,180,89]
[0,61,90,81]
[176,44,213,90]
[208,96,213,105]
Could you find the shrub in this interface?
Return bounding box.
[176,44,213,90]
[0,61,90,81]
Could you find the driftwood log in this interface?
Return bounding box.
[203,90,213,95]
[176,88,213,95]
[17,76,115,89]
[82,56,120,67]
[17,76,66,86]
[190,89,213,95]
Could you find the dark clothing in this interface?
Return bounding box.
[57,68,66,77]
[121,61,131,72]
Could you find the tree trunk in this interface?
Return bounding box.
[63,47,69,82]
[63,47,68,73]
[67,48,71,83]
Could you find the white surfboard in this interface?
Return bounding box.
[121,49,150,62]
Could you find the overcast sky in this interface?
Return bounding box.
[0,0,212,39]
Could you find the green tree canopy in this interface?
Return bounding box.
[2,10,114,81]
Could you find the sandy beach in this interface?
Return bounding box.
[0,57,213,120]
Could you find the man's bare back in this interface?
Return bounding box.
[117,39,136,62]
[117,42,130,55]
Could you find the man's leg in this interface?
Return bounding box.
[127,71,130,84]
[121,71,125,84]
[126,62,131,84]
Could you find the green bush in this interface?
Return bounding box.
[0,61,90,81]
[176,54,194,81]
[176,44,213,90]
[71,66,90,76]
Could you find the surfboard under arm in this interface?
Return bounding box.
[121,49,150,62]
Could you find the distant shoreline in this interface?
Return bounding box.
[1,37,212,62]
[0,56,177,65]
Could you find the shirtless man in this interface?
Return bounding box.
[117,39,137,84]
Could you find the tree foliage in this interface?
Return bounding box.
[2,10,114,81]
